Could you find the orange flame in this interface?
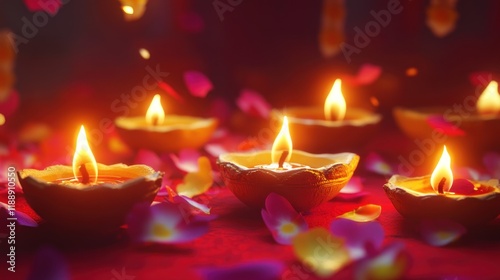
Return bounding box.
[271,116,293,164]
[430,146,453,194]
[72,125,98,184]
[477,81,500,116]
[324,79,346,121]
[122,5,134,14]
[146,94,165,125]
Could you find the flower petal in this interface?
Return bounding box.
[330,219,384,260]
[337,176,368,200]
[355,242,410,280]
[337,204,381,222]
[24,0,62,15]
[170,149,201,173]
[292,228,351,278]
[158,81,184,103]
[198,260,284,280]
[27,246,68,280]
[134,149,162,170]
[184,71,213,98]
[365,152,394,175]
[236,89,272,118]
[420,219,466,247]
[426,115,465,136]
[176,156,213,198]
[353,64,382,85]
[0,202,38,228]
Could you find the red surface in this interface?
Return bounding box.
[2,175,500,280]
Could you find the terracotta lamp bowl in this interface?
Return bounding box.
[271,107,381,153]
[18,164,163,234]
[115,116,217,152]
[384,175,500,226]
[217,150,359,212]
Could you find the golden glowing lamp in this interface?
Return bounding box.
[146,94,165,126]
[324,79,346,121]
[72,125,98,185]
[477,81,500,116]
[430,146,454,194]
[122,5,134,15]
[271,116,293,167]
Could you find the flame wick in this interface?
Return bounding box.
[79,164,90,184]
[437,177,446,194]
[278,151,289,169]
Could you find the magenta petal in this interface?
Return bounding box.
[198,260,284,280]
[420,219,466,247]
[355,242,410,280]
[0,90,20,117]
[483,152,500,179]
[365,152,394,175]
[236,89,272,118]
[354,63,382,85]
[184,71,213,98]
[205,143,229,157]
[134,149,162,170]
[27,246,68,280]
[24,0,62,15]
[170,149,201,173]
[330,219,384,260]
[340,176,363,194]
[264,193,298,220]
[170,221,209,242]
[0,202,37,228]
[158,81,184,103]
[426,115,465,136]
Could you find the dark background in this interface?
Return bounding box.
[1,0,500,132]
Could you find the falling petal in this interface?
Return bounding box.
[236,89,272,118]
[261,193,308,245]
[420,219,466,247]
[365,152,394,175]
[27,246,69,280]
[0,202,38,228]
[198,260,284,280]
[330,219,384,260]
[184,71,213,98]
[177,156,213,198]
[355,242,410,280]
[483,152,500,179]
[23,0,63,15]
[337,204,381,222]
[170,149,201,173]
[426,0,459,37]
[426,115,465,136]
[292,228,351,277]
[134,149,162,170]
[158,81,184,103]
[174,195,211,215]
[0,90,20,117]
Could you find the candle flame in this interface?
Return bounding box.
[477,81,500,116]
[430,146,454,194]
[146,94,165,126]
[324,79,346,121]
[72,125,98,184]
[122,5,134,15]
[271,116,293,164]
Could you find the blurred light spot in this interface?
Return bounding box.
[0,113,5,126]
[122,6,134,15]
[139,48,150,60]
[370,96,380,107]
[406,67,418,77]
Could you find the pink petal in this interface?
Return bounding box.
[158,81,184,103]
[337,177,368,200]
[426,115,465,136]
[205,143,229,157]
[134,149,162,170]
[264,193,299,221]
[353,64,382,85]
[27,246,68,280]
[365,152,394,175]
[170,149,201,173]
[330,219,384,260]
[236,89,272,118]
[420,219,466,247]
[198,260,284,280]
[483,152,500,179]
[355,242,410,280]
[184,71,213,98]
[0,90,20,117]
[23,0,62,15]
[337,204,382,223]
[469,72,493,87]
[0,202,38,228]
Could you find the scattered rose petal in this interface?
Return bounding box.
[344,64,382,86]
[167,195,216,222]
[337,176,368,200]
[27,246,68,280]
[292,228,351,277]
[198,260,284,280]
[205,143,228,157]
[176,156,213,198]
[420,219,466,247]
[0,90,19,117]
[337,204,381,222]
[134,149,162,170]
[236,89,272,118]
[170,149,201,173]
[330,219,384,260]
[0,202,38,229]
[158,81,184,103]
[426,115,465,136]
[365,152,394,175]
[450,179,477,195]
[483,152,500,179]
[184,71,213,98]
[126,202,209,244]
[24,0,63,15]
[261,193,308,245]
[355,242,410,280]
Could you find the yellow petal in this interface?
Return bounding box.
[338,204,381,222]
[292,228,351,278]
[177,156,213,198]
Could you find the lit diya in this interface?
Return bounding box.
[115,94,217,152]
[384,146,500,226]
[394,81,500,164]
[18,126,163,233]
[270,79,381,153]
[119,0,148,21]
[217,116,360,211]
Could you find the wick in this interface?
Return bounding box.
[278,151,289,169]
[437,177,446,194]
[79,164,90,184]
[152,116,159,126]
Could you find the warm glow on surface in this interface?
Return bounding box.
[146,94,165,125]
[0,113,5,126]
[324,79,346,121]
[139,48,150,60]
[122,5,134,14]
[271,116,293,165]
[72,126,98,184]
[430,146,454,194]
[477,81,500,115]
